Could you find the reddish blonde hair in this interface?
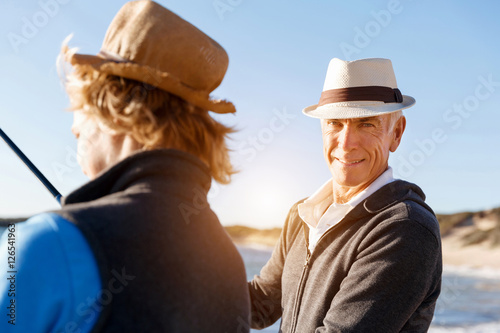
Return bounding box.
[64,66,235,184]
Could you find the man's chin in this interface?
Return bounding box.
[333,180,364,189]
[330,170,365,187]
[81,166,93,180]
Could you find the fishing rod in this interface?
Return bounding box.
[0,128,62,204]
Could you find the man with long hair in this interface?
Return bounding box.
[0,1,250,332]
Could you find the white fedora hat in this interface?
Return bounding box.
[303,58,415,119]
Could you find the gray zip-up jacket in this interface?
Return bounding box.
[249,180,442,332]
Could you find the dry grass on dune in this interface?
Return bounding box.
[437,207,500,248]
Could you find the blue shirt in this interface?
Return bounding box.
[0,213,101,333]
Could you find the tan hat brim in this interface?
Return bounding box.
[69,53,236,114]
[302,95,415,119]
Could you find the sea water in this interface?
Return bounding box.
[238,244,500,333]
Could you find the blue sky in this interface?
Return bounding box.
[1,0,499,228]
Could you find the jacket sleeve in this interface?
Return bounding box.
[316,218,442,333]
[0,213,101,333]
[248,202,302,329]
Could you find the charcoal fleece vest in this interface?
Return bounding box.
[57,149,250,333]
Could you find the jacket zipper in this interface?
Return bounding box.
[289,220,347,333]
[289,248,311,333]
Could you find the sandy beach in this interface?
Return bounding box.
[440,218,500,270]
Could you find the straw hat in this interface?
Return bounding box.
[303,58,415,119]
[65,0,235,114]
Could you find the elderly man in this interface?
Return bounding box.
[249,58,442,332]
[0,1,250,332]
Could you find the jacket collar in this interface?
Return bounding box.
[301,180,433,246]
[341,180,432,223]
[62,149,211,205]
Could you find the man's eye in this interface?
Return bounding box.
[327,120,341,126]
[361,123,375,127]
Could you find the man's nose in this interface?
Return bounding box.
[337,125,359,150]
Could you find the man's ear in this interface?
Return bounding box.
[389,115,406,152]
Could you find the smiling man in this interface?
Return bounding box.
[249,58,442,332]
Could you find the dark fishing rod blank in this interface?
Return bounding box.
[0,128,62,203]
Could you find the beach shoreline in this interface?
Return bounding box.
[230,230,500,272]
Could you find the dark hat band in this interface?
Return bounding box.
[318,86,403,106]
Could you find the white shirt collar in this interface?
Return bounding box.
[298,167,395,229]
[347,166,395,208]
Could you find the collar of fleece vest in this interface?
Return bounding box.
[62,149,212,205]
